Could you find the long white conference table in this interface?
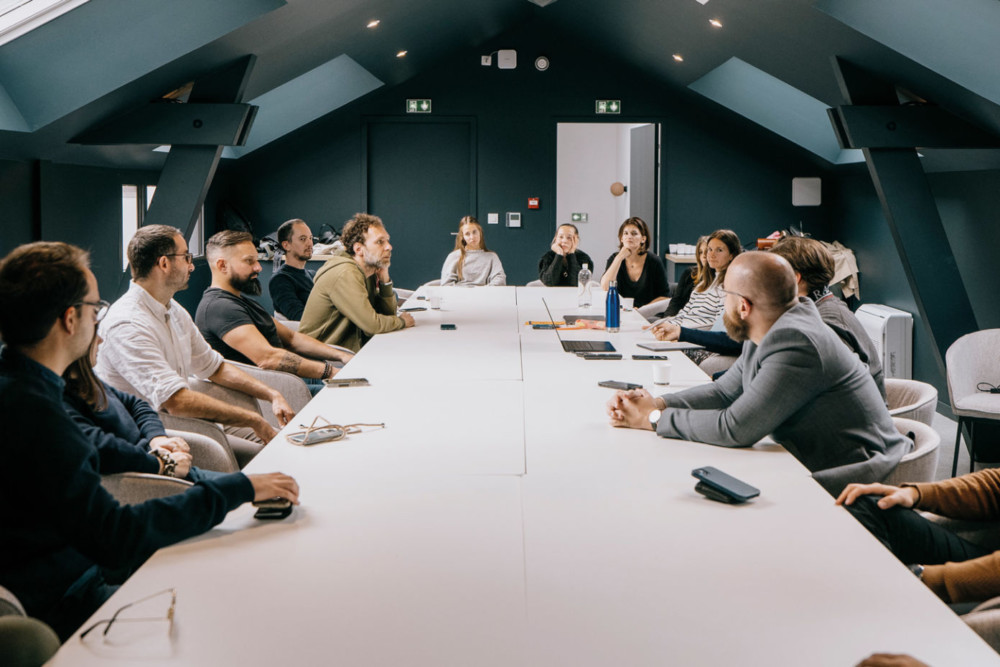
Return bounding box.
[52,286,1000,666]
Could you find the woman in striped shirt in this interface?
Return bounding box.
[650,229,741,330]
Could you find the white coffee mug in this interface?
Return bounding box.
[652,361,672,385]
[621,297,634,312]
[430,296,442,310]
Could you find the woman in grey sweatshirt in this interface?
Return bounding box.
[440,216,506,286]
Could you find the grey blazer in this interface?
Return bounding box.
[656,298,911,495]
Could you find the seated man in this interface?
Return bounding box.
[299,212,414,351]
[838,473,1000,606]
[0,241,299,640]
[269,218,315,321]
[95,225,295,467]
[652,236,887,400]
[608,251,910,496]
[196,230,353,394]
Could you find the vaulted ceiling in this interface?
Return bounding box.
[2,0,998,172]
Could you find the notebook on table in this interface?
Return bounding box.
[543,299,616,353]
[637,341,704,351]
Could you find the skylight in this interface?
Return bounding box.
[0,0,88,47]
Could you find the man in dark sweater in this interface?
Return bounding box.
[0,242,300,640]
[269,218,316,321]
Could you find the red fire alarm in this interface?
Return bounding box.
[528,197,540,209]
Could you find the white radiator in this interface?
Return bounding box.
[855,304,913,379]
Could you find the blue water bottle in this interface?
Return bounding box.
[606,280,621,333]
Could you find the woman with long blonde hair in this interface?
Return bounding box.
[440,216,506,286]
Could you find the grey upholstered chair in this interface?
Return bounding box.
[0,586,60,667]
[883,417,940,486]
[227,361,312,428]
[946,329,1000,476]
[101,472,193,504]
[158,413,240,473]
[885,378,938,426]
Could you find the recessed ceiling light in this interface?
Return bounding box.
[396,50,407,58]
[695,0,709,4]
[672,54,684,62]
[709,18,722,28]
[367,19,380,28]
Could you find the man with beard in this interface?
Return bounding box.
[96,225,296,467]
[300,212,415,352]
[269,218,316,321]
[195,231,352,394]
[607,251,910,496]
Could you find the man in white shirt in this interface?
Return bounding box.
[96,225,295,466]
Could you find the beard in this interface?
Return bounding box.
[292,248,313,262]
[364,253,390,271]
[723,308,750,342]
[232,274,262,296]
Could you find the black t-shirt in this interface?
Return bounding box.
[269,264,315,320]
[195,287,283,365]
[604,252,669,308]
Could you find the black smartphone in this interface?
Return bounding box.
[416,295,427,300]
[440,324,457,330]
[691,466,760,504]
[632,354,669,361]
[253,497,293,520]
[532,324,558,329]
[323,377,370,387]
[582,353,622,360]
[598,380,643,390]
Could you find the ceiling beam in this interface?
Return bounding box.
[828,105,1000,149]
[830,56,979,380]
[70,102,257,146]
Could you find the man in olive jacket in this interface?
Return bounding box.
[299,213,414,352]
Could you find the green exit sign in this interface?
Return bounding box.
[406,99,432,113]
[571,212,589,222]
[595,99,621,115]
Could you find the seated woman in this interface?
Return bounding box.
[655,236,707,319]
[63,335,214,482]
[599,217,668,309]
[440,216,506,286]
[649,229,741,330]
[538,223,594,286]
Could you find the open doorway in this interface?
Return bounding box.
[555,122,660,274]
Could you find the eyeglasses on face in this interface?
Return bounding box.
[75,299,111,323]
[719,287,753,306]
[163,252,193,263]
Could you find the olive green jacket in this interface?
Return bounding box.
[298,251,404,351]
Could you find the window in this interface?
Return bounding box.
[0,0,90,47]
[122,184,204,271]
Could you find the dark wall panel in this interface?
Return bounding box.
[0,159,37,255]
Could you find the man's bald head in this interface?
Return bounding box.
[725,251,798,314]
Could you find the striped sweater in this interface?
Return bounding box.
[656,281,723,330]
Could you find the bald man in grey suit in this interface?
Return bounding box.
[608,251,911,496]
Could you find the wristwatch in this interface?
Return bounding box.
[908,564,925,580]
[153,449,178,478]
[648,409,662,431]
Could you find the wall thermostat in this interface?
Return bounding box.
[506,212,522,228]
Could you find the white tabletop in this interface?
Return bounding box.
[51,286,1000,666]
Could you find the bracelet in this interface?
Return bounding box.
[322,360,336,380]
[153,449,178,478]
[382,280,393,286]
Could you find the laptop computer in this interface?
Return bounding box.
[542,299,616,353]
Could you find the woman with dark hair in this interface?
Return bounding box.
[63,335,214,481]
[650,228,741,330]
[538,223,593,286]
[599,217,668,309]
[440,216,506,286]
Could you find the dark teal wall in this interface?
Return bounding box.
[829,166,1000,399]
[0,159,37,255]
[216,20,832,288]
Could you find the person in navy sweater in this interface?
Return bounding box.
[0,241,300,640]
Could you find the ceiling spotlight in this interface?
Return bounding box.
[709,18,722,27]
[695,0,709,4]
[396,50,407,58]
[367,19,380,28]
[535,56,550,71]
[672,54,684,62]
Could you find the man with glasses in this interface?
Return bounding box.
[608,251,910,495]
[95,225,296,467]
[0,241,300,640]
